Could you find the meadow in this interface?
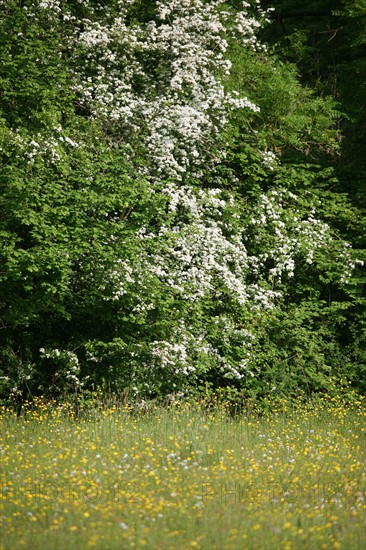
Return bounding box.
[1,394,365,549]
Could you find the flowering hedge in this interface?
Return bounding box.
[0,0,364,401]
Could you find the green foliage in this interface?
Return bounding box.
[258,0,366,400]
[0,0,364,405]
[226,47,340,161]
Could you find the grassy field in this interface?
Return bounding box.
[1,394,365,549]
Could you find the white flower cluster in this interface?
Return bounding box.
[136,184,283,309]
[13,128,79,165]
[150,321,214,380]
[249,189,358,282]
[260,150,277,170]
[227,92,261,113]
[39,348,86,388]
[38,0,61,12]
[69,0,263,180]
[340,251,364,284]
[98,259,135,301]
[212,316,257,380]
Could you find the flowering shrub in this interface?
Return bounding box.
[0,0,364,401]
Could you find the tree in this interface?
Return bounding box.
[0,0,363,403]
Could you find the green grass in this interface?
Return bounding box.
[1,395,365,549]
